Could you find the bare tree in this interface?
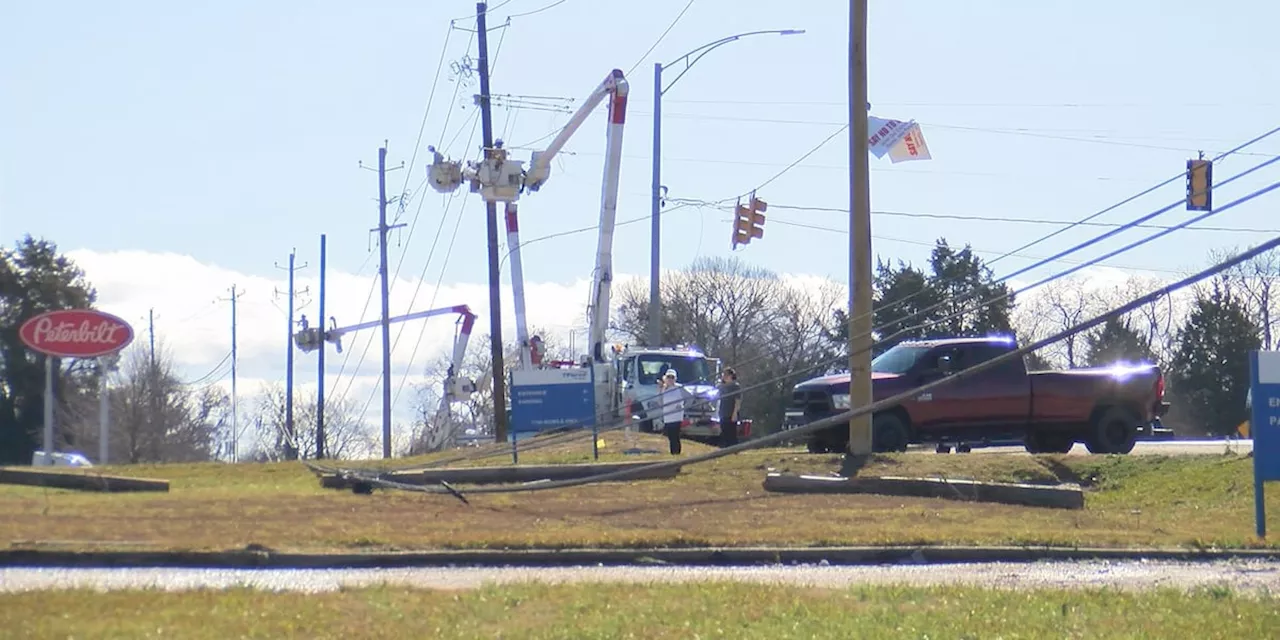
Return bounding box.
[250,383,372,461]
[1015,277,1111,368]
[1210,246,1280,349]
[58,343,229,464]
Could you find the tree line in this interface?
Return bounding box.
[2,234,1270,465]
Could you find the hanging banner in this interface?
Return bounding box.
[867,116,914,158]
[888,122,933,163]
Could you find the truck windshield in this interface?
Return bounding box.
[871,345,930,375]
[638,356,712,385]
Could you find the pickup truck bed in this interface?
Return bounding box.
[785,337,1169,455]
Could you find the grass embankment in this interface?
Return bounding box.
[3,583,1275,639]
[1,433,1275,552]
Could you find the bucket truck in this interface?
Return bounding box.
[294,305,478,450]
[426,69,722,439]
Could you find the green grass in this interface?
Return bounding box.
[3,583,1276,639]
[1,434,1277,552]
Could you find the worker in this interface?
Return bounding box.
[718,367,742,448]
[658,370,689,455]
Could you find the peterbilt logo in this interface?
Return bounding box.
[19,309,135,358]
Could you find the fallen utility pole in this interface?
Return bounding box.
[847,0,874,460]
[475,1,509,443]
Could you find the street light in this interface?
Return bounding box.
[648,29,806,347]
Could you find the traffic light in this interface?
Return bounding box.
[1187,158,1212,212]
[731,195,767,249]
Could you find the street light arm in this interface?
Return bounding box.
[660,29,804,95]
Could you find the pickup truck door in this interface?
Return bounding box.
[910,344,1031,432]
[963,344,1034,429]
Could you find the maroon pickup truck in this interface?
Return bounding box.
[783,337,1169,455]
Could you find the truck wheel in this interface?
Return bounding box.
[872,413,911,453]
[1085,406,1139,455]
[1026,432,1074,454]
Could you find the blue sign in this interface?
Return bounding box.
[1248,351,1280,537]
[509,367,596,434]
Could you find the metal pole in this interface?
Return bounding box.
[99,361,109,464]
[377,145,393,459]
[42,356,53,458]
[476,1,509,443]
[648,62,663,347]
[230,284,238,463]
[317,233,327,459]
[285,250,297,460]
[847,0,874,458]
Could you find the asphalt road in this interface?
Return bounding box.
[907,439,1253,456]
[3,560,1278,594]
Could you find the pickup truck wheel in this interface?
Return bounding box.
[872,413,911,453]
[1026,432,1074,454]
[1086,407,1139,455]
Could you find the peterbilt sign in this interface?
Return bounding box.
[19,309,135,358]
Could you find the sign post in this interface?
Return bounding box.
[1248,351,1280,537]
[19,309,135,466]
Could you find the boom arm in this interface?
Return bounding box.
[525,69,628,193]
[585,71,629,363]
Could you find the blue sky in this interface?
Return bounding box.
[4,0,1280,453]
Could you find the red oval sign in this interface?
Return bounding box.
[19,309,135,358]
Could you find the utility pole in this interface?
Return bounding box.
[316,234,327,459]
[649,62,663,348]
[363,144,405,459]
[847,0,874,461]
[476,1,509,443]
[220,285,245,462]
[275,250,309,460]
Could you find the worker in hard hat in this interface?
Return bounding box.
[658,369,690,455]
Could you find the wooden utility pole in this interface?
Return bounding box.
[476,1,509,443]
[847,0,874,459]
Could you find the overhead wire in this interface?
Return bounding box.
[625,0,696,77]
[309,228,1280,495]
[180,352,233,386]
[372,17,508,425]
[765,203,1280,235]
[506,0,569,18]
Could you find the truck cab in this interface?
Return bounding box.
[615,346,722,438]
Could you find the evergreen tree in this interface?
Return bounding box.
[871,240,1014,348]
[1169,280,1261,436]
[1084,316,1157,367]
[0,235,97,464]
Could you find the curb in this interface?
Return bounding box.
[3,546,1279,569]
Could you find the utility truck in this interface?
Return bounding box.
[426,69,726,440]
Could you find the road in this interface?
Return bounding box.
[907,439,1253,456]
[3,560,1279,594]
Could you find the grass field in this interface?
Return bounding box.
[1,433,1276,552]
[3,583,1276,639]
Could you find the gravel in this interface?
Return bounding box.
[2,560,1279,594]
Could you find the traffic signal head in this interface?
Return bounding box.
[731,198,767,249]
[1187,158,1212,212]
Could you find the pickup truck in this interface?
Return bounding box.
[784,336,1170,455]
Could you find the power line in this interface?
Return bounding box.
[660,98,1280,109]
[766,203,1280,234]
[760,217,1184,275]
[625,0,696,77]
[507,0,568,18]
[179,352,233,386]
[391,21,455,226]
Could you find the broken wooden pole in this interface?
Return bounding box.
[0,468,170,493]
